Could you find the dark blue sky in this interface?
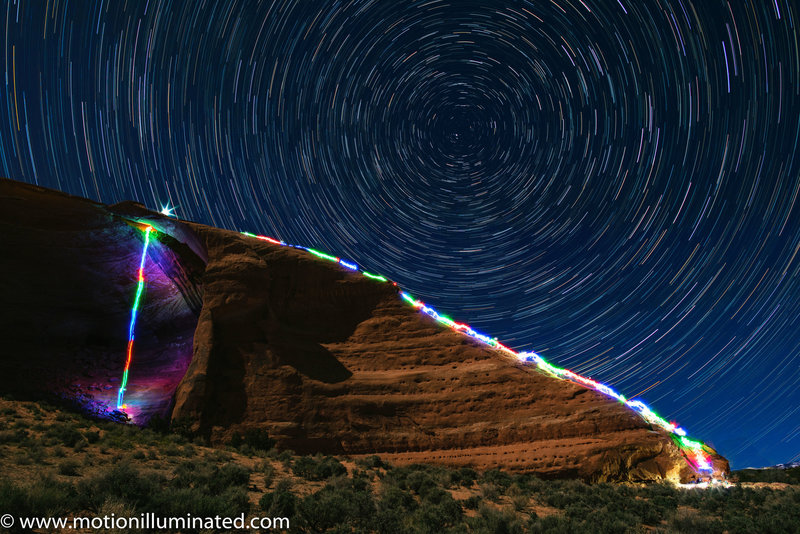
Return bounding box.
[2,0,799,468]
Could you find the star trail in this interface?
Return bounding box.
[2,0,799,468]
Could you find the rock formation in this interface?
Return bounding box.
[0,178,728,482]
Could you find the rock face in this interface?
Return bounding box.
[0,179,729,482]
[0,180,203,422]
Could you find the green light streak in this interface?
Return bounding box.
[307,248,339,262]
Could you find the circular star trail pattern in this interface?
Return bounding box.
[2,0,799,468]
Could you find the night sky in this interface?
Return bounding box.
[2,0,799,469]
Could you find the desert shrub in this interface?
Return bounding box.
[383,464,444,496]
[510,491,529,511]
[784,467,800,484]
[261,461,276,487]
[229,427,276,452]
[26,444,47,463]
[162,443,182,456]
[372,485,417,532]
[0,480,27,517]
[205,449,233,463]
[14,452,32,465]
[0,428,27,444]
[314,455,347,479]
[77,462,164,511]
[260,479,297,518]
[467,504,528,534]
[277,449,294,467]
[151,486,250,519]
[480,469,514,490]
[628,495,666,525]
[355,454,387,470]
[99,429,136,450]
[0,477,79,521]
[681,486,800,534]
[164,431,188,445]
[480,483,501,502]
[291,455,347,481]
[379,484,417,512]
[135,428,157,444]
[450,467,478,487]
[291,455,318,479]
[58,459,81,476]
[734,467,800,485]
[528,514,581,534]
[298,479,376,532]
[351,470,372,492]
[405,470,438,497]
[27,478,80,515]
[419,485,450,505]
[741,502,800,533]
[211,464,251,493]
[97,498,137,533]
[75,459,250,521]
[164,462,250,518]
[373,484,428,534]
[409,493,462,534]
[539,479,590,508]
[535,481,659,531]
[45,423,83,447]
[641,482,679,514]
[373,509,407,534]
[668,508,725,533]
[83,430,100,444]
[170,461,250,495]
[462,495,481,510]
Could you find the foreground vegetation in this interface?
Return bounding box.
[1,397,799,533]
[734,465,800,485]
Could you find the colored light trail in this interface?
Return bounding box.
[241,230,718,476]
[116,226,154,410]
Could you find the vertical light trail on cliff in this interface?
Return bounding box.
[241,231,717,475]
[116,226,154,410]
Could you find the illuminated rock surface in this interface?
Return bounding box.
[0,180,203,423]
[0,179,728,482]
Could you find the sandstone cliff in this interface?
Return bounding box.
[0,179,728,482]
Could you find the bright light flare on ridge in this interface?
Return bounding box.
[160,203,177,217]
